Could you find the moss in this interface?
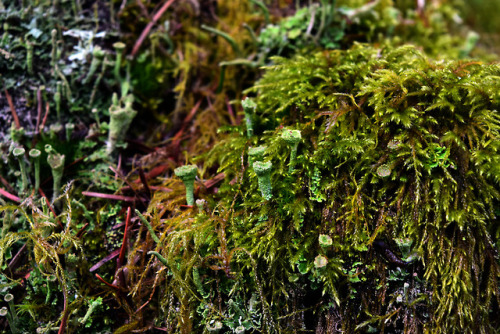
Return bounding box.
[206,44,500,332]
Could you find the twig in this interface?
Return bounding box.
[3,88,20,129]
[118,207,131,267]
[0,187,20,203]
[133,165,168,184]
[57,280,69,334]
[225,96,237,126]
[82,191,136,202]
[40,102,50,133]
[95,273,122,291]
[116,207,131,287]
[8,244,26,272]
[172,99,202,148]
[134,267,164,314]
[138,167,151,199]
[90,249,120,272]
[130,0,176,58]
[203,172,225,189]
[75,222,89,239]
[0,174,15,194]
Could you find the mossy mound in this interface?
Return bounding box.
[199,44,500,332]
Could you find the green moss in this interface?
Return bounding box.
[206,44,500,332]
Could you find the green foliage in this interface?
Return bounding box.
[1,1,499,333]
[203,44,500,332]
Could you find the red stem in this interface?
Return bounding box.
[138,167,151,199]
[82,191,136,202]
[3,88,20,129]
[118,207,131,267]
[0,187,20,203]
[75,223,89,239]
[40,102,50,132]
[95,273,122,291]
[130,0,176,58]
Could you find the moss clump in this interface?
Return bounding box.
[207,44,500,332]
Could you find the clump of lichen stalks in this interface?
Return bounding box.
[201,44,500,333]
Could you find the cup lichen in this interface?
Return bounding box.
[12,147,28,192]
[45,144,65,202]
[252,161,272,200]
[29,148,41,192]
[248,145,266,167]
[281,129,301,172]
[107,94,137,156]
[174,164,198,206]
[241,97,257,138]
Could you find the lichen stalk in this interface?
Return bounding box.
[135,209,161,245]
[50,29,57,69]
[174,165,198,206]
[54,81,62,121]
[83,46,104,85]
[281,129,301,172]
[12,147,28,192]
[107,94,137,156]
[45,144,65,202]
[253,161,272,200]
[113,42,125,83]
[241,97,256,138]
[29,148,41,192]
[65,123,74,141]
[26,40,33,74]
[248,145,266,167]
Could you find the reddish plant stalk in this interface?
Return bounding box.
[82,191,136,202]
[130,0,176,58]
[95,273,122,291]
[3,88,20,129]
[0,187,20,203]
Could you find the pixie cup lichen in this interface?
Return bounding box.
[281,129,301,172]
[12,147,28,192]
[174,165,198,206]
[253,161,272,200]
[241,97,257,138]
[248,145,266,167]
[318,234,333,248]
[107,94,137,156]
[29,148,41,192]
[83,46,105,85]
[113,42,126,82]
[45,144,65,202]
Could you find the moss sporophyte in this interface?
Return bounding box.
[174,164,198,206]
[252,161,272,200]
